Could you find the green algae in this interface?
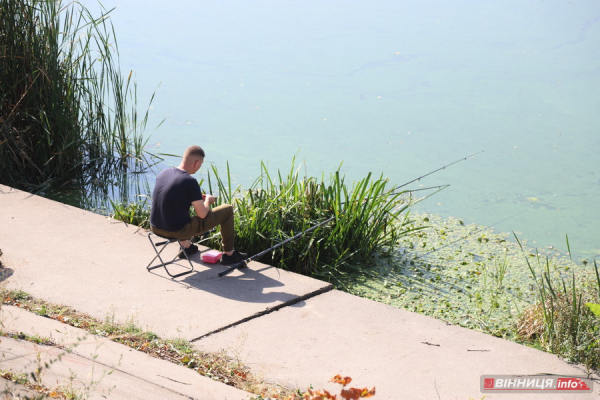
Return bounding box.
[338,213,596,339]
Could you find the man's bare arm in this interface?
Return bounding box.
[192,194,216,219]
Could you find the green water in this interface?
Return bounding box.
[85,0,599,258]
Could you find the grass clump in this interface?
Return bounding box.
[0,0,156,195]
[109,196,151,229]
[515,236,600,373]
[204,160,424,279]
[0,370,62,399]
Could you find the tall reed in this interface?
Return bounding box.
[515,235,600,372]
[0,0,155,194]
[204,160,424,278]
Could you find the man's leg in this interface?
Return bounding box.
[179,239,192,248]
[153,204,237,255]
[200,204,235,253]
[149,226,197,258]
[203,204,247,265]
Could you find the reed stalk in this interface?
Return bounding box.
[515,234,600,372]
[0,0,155,195]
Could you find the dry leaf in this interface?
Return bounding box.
[331,374,352,386]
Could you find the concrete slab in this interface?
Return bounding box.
[0,184,332,340]
[0,305,250,400]
[195,290,600,400]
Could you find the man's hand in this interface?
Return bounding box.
[193,194,216,219]
[204,194,216,206]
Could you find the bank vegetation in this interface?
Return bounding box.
[0,0,155,199]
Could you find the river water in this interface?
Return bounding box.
[86,0,599,258]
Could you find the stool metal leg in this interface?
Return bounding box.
[146,232,194,278]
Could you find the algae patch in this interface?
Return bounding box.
[339,213,594,339]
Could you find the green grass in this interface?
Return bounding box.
[109,195,151,229]
[0,0,157,196]
[202,159,427,279]
[341,214,539,337]
[515,236,600,372]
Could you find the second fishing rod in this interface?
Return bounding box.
[217,151,483,277]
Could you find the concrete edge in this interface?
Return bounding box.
[0,305,252,400]
[190,282,334,342]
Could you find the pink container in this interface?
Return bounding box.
[202,250,222,264]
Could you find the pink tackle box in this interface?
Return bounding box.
[202,250,222,263]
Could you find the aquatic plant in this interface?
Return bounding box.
[0,0,156,194]
[204,159,425,278]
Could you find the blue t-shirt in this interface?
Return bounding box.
[150,168,203,232]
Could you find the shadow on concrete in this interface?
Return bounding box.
[185,266,303,305]
[147,250,309,307]
[0,268,14,283]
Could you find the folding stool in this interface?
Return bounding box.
[146,232,194,278]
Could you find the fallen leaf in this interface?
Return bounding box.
[331,375,352,386]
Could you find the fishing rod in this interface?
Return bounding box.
[218,185,446,278]
[393,150,484,192]
[218,215,335,277]
[217,185,441,278]
[218,151,482,277]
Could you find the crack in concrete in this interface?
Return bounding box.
[189,283,334,342]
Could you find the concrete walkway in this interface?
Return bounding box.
[0,306,248,399]
[0,184,598,399]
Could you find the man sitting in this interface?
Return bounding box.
[149,145,247,265]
